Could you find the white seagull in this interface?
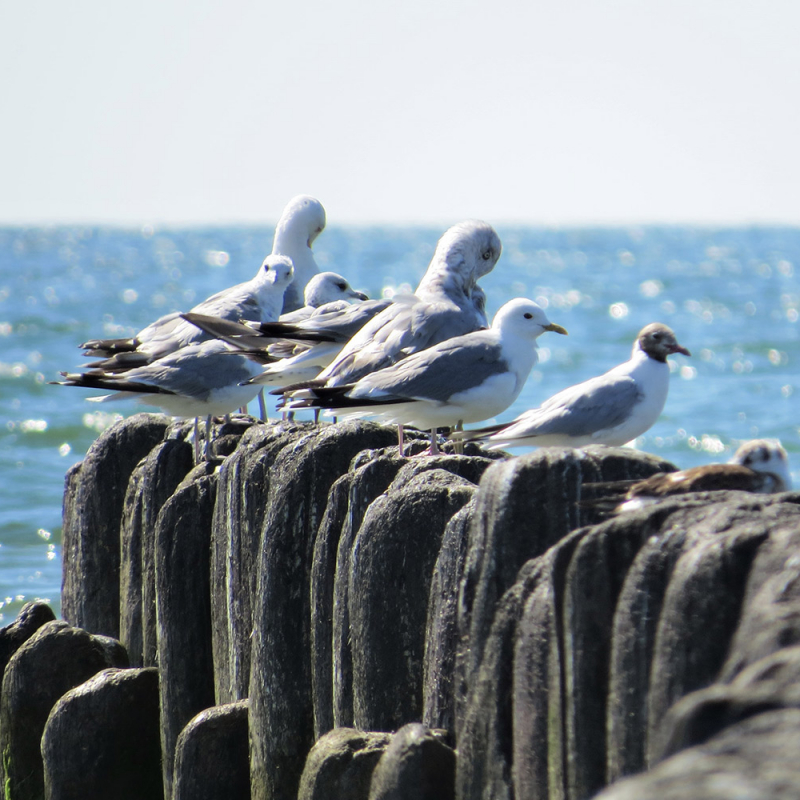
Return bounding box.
[79,192,327,366]
[287,298,567,454]
[595,439,793,514]
[271,194,327,313]
[54,340,271,460]
[304,219,502,389]
[277,271,368,323]
[81,255,295,372]
[459,323,690,450]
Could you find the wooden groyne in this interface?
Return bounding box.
[2,413,800,799]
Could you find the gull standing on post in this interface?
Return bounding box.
[53,340,272,461]
[457,323,690,450]
[287,298,568,454]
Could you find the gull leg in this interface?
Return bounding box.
[193,417,200,465]
[314,408,320,424]
[411,428,441,458]
[453,420,464,455]
[258,389,268,421]
[398,424,405,456]
[205,414,212,460]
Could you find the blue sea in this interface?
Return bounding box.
[1,223,798,623]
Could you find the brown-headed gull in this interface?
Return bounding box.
[458,323,690,451]
[285,298,567,454]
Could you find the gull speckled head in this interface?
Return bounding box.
[636,323,690,363]
[261,255,294,288]
[730,439,792,491]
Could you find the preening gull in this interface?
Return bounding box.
[304,219,502,389]
[271,195,327,313]
[588,439,792,514]
[81,255,295,371]
[286,298,567,454]
[458,323,690,451]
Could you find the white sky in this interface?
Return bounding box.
[1,0,799,225]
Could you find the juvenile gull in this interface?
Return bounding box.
[458,323,690,450]
[300,219,502,390]
[81,255,294,371]
[589,439,792,514]
[287,298,567,454]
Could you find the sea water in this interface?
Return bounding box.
[0,223,798,623]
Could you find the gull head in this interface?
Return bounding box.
[730,439,792,491]
[492,298,568,341]
[434,220,502,283]
[274,195,327,249]
[261,255,295,288]
[303,272,368,307]
[636,323,691,363]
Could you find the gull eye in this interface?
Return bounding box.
[337,282,347,290]
[524,312,533,319]
[482,250,492,261]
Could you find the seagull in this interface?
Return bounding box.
[277,271,368,323]
[81,255,295,371]
[53,340,270,461]
[457,323,690,451]
[286,298,567,454]
[78,192,327,365]
[271,195,327,313]
[588,439,793,514]
[301,219,502,389]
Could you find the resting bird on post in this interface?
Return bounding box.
[53,340,271,462]
[452,323,690,451]
[284,298,567,455]
[582,439,793,514]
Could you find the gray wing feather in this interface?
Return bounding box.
[511,376,643,438]
[353,336,504,403]
[125,342,256,398]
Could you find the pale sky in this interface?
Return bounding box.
[2,0,799,226]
